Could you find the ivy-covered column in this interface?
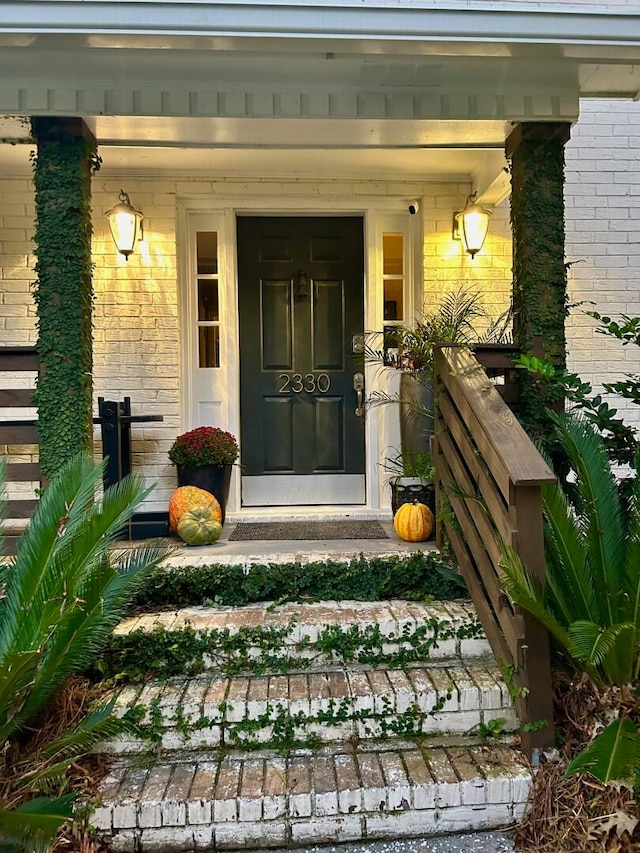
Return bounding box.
[505,122,571,443]
[31,117,98,479]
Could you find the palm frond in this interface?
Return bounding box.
[474,304,513,344]
[0,794,75,853]
[499,546,573,655]
[427,286,486,344]
[566,716,640,785]
[542,480,598,625]
[110,541,175,578]
[623,450,640,679]
[0,454,104,655]
[567,621,635,683]
[16,702,132,788]
[551,413,626,619]
[9,460,153,635]
[0,652,40,743]
[15,540,170,725]
[2,462,157,721]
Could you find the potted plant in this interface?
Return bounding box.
[368,286,511,458]
[168,426,239,521]
[383,448,436,516]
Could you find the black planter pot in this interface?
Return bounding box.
[177,464,233,523]
[391,478,435,520]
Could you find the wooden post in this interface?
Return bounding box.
[511,484,555,755]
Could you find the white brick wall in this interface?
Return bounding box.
[565,98,640,434]
[92,180,180,511]
[422,184,512,325]
[0,178,37,346]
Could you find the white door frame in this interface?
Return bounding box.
[178,194,421,519]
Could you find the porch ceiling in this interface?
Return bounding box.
[2,2,640,192]
[0,131,508,196]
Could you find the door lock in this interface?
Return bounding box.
[353,372,365,416]
[352,334,365,354]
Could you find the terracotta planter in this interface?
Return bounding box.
[177,464,232,523]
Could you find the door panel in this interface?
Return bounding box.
[313,280,344,369]
[262,280,293,369]
[238,216,365,506]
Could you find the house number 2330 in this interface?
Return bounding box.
[278,373,332,393]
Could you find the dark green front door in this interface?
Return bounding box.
[238,216,365,506]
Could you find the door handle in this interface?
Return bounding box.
[353,372,365,416]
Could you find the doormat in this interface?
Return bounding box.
[228,521,388,541]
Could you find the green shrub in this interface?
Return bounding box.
[130,551,466,612]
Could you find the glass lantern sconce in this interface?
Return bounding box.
[106,190,144,260]
[453,192,492,259]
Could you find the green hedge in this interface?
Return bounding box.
[130,551,466,612]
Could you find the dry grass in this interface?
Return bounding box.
[513,671,640,852]
[1,677,112,852]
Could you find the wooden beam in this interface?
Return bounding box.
[6,499,38,518]
[0,424,39,444]
[0,389,35,407]
[5,462,42,482]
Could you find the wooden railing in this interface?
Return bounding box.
[472,343,520,405]
[434,345,556,756]
[0,348,43,543]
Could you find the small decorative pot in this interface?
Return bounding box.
[177,464,233,523]
[391,477,435,520]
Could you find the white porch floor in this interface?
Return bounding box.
[161,521,435,568]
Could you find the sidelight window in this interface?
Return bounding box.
[381,229,408,367]
[382,232,405,322]
[195,231,220,368]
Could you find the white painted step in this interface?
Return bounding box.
[92,740,531,852]
[102,662,517,754]
[112,600,490,672]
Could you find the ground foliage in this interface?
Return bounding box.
[97,613,481,683]
[513,672,640,852]
[129,550,466,613]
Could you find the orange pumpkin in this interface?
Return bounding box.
[169,485,222,532]
[393,500,434,542]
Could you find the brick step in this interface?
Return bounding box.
[101,661,517,754]
[92,739,531,852]
[110,600,490,676]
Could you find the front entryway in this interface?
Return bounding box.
[237,216,365,506]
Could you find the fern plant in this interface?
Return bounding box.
[500,413,640,787]
[0,453,172,851]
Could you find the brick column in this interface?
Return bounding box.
[506,122,571,442]
[31,117,97,478]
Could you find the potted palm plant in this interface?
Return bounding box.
[368,286,491,459]
[168,426,239,521]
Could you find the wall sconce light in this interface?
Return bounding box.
[106,189,144,260]
[453,192,492,259]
